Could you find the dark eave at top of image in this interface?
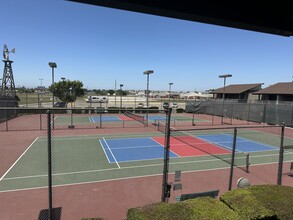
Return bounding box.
[68,0,293,37]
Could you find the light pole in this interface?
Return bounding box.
[120,84,123,112]
[48,62,57,107]
[39,78,43,107]
[219,74,232,124]
[68,87,75,129]
[143,70,154,126]
[0,78,2,95]
[168,82,173,104]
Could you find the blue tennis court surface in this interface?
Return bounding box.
[89,115,167,123]
[197,134,277,152]
[89,116,122,122]
[148,115,166,121]
[100,137,179,163]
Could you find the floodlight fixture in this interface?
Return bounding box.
[49,62,57,68]
[143,70,154,75]
[48,62,57,108]
[219,74,232,78]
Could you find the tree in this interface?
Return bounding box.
[107,89,115,95]
[95,89,108,96]
[49,80,84,103]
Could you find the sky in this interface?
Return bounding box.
[2,0,293,92]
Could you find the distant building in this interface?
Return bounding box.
[211,83,263,102]
[254,82,293,102]
[180,92,212,100]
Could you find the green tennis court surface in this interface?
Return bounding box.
[1,130,293,192]
[53,114,208,125]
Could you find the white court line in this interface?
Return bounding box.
[50,115,58,125]
[0,137,39,182]
[1,156,233,181]
[102,137,120,168]
[99,139,111,163]
[0,165,232,193]
[2,152,293,193]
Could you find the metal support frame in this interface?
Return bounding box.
[228,127,237,190]
[2,60,16,97]
[277,123,285,185]
[47,111,53,220]
[162,107,172,202]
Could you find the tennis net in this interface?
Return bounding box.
[124,111,145,125]
[170,129,249,172]
[157,121,166,133]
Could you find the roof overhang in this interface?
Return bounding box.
[68,0,293,37]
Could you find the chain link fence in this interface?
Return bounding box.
[1,107,293,219]
[186,100,293,126]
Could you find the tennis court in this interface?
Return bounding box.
[1,126,291,193]
[52,113,208,126]
[3,113,293,220]
[197,134,277,152]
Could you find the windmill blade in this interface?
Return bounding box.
[3,44,7,51]
[11,48,15,53]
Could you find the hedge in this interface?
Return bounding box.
[81,183,293,219]
[127,197,242,220]
[220,185,293,220]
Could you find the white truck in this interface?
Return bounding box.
[85,96,109,103]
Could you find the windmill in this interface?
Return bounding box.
[2,44,16,97]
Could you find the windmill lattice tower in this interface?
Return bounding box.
[2,44,16,97]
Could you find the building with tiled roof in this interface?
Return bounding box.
[254,82,293,102]
[211,83,263,101]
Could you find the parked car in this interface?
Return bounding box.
[172,103,178,108]
[163,102,169,109]
[137,103,144,108]
[53,102,67,107]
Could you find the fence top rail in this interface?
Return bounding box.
[170,124,283,132]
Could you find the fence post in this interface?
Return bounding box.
[291,107,293,125]
[40,109,42,130]
[68,109,75,129]
[192,110,195,126]
[212,103,214,125]
[247,102,251,125]
[277,123,285,185]
[262,104,267,123]
[161,107,172,202]
[229,127,237,190]
[5,108,8,131]
[47,110,53,220]
[230,104,234,125]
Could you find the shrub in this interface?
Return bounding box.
[127,197,242,220]
[220,184,293,219]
